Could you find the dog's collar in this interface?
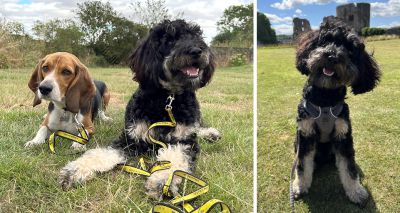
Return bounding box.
[302,99,343,119]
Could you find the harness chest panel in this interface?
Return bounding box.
[303,100,343,142]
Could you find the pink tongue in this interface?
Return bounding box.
[323,68,334,76]
[183,67,199,76]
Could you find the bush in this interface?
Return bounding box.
[362,27,386,37]
[229,53,247,66]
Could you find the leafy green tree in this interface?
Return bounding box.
[76,1,117,47]
[257,12,277,44]
[212,3,253,46]
[76,0,147,65]
[33,19,86,57]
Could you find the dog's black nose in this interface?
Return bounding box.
[39,85,53,95]
[189,47,202,58]
[328,55,338,63]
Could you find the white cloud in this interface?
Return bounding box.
[377,21,400,28]
[271,0,348,10]
[371,0,400,17]
[0,0,253,43]
[273,23,293,34]
[264,12,292,24]
[295,9,302,14]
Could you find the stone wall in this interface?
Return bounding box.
[293,18,311,40]
[337,3,370,34]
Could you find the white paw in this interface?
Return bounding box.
[24,139,45,148]
[145,170,180,200]
[292,177,309,198]
[70,142,86,151]
[198,127,221,142]
[59,164,77,190]
[346,183,369,206]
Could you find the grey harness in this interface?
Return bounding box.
[303,100,343,142]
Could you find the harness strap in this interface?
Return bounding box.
[48,125,89,153]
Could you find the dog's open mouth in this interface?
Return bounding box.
[323,67,335,77]
[181,66,200,78]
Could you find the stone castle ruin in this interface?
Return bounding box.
[293,18,311,40]
[336,3,370,34]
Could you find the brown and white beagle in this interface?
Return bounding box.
[25,52,111,150]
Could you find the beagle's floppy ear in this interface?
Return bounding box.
[65,61,96,113]
[28,59,44,107]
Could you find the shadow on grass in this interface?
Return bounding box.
[298,163,378,213]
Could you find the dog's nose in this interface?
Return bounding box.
[328,55,338,63]
[39,85,53,95]
[189,47,202,58]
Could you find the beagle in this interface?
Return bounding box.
[25,52,111,150]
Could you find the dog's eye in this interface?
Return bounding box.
[42,66,49,72]
[62,69,72,76]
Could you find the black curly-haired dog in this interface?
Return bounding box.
[292,16,380,206]
[58,20,221,199]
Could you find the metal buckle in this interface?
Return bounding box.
[165,94,175,110]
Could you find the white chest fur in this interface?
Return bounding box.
[47,106,84,134]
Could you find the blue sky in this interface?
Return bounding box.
[258,0,400,35]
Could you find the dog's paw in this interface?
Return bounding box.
[70,142,86,151]
[145,170,179,200]
[346,184,369,207]
[198,127,221,142]
[292,178,309,199]
[24,139,45,148]
[59,166,76,191]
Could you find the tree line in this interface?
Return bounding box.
[0,1,254,69]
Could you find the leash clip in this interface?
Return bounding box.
[165,94,175,110]
[74,114,84,127]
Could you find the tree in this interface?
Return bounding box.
[76,1,117,47]
[130,0,183,28]
[212,3,253,46]
[257,12,277,44]
[32,19,86,57]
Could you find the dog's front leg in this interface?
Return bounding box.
[58,147,126,190]
[293,119,316,198]
[334,119,369,206]
[196,119,221,142]
[25,126,49,147]
[145,143,198,200]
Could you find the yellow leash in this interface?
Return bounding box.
[48,115,89,153]
[119,95,232,213]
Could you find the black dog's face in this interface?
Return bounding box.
[296,16,380,94]
[129,20,215,93]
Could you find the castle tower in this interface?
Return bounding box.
[336,3,370,34]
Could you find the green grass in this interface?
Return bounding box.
[257,39,400,212]
[0,65,253,212]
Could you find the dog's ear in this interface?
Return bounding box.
[351,46,381,95]
[28,59,44,107]
[200,51,216,87]
[295,31,319,75]
[65,61,96,113]
[129,34,163,89]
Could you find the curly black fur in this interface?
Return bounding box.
[112,19,216,166]
[293,16,381,206]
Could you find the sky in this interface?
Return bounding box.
[0,0,252,43]
[258,0,400,35]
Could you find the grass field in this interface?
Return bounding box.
[258,39,400,212]
[0,65,253,212]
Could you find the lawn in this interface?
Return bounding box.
[258,39,400,212]
[0,65,253,212]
